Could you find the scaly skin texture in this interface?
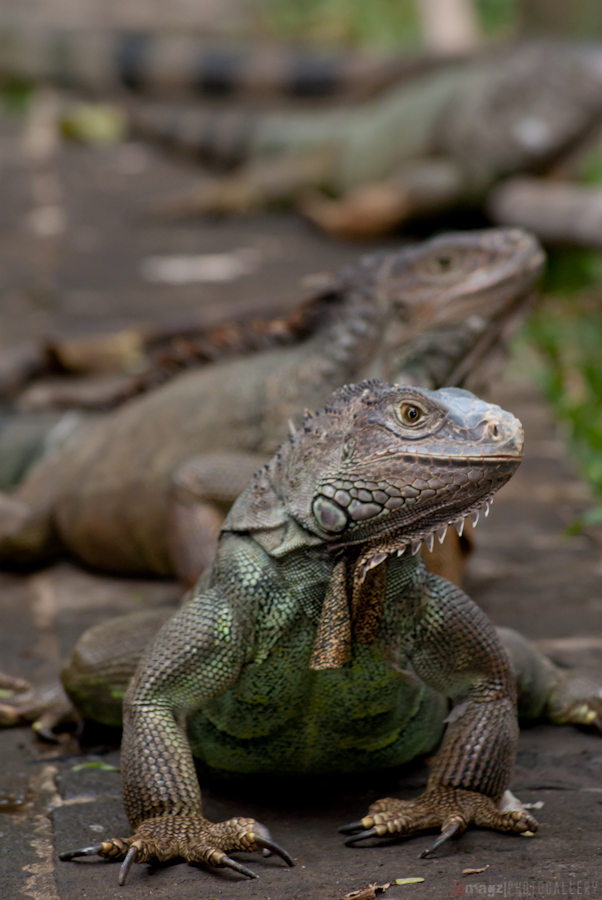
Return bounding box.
[0,228,543,580]
[61,380,544,883]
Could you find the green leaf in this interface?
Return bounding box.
[395,877,425,885]
[71,761,120,772]
[566,505,602,536]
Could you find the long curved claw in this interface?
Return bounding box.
[32,723,61,743]
[419,820,462,858]
[59,844,104,861]
[344,827,380,846]
[252,835,294,867]
[341,786,536,859]
[220,856,259,879]
[61,815,292,882]
[118,846,138,886]
[339,819,368,835]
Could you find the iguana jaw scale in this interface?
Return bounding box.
[355,493,494,585]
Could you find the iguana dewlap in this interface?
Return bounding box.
[56,380,602,884]
[0,227,543,580]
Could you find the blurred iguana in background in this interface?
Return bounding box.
[133,41,602,239]
[3,7,602,241]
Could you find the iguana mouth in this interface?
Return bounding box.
[354,492,495,585]
[405,453,520,462]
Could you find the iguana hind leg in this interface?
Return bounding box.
[0,493,59,566]
[0,608,175,739]
[146,146,336,220]
[0,447,67,566]
[498,626,602,730]
[301,159,464,238]
[62,608,175,727]
[168,452,267,585]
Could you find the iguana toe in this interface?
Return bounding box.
[60,814,293,884]
[342,787,538,856]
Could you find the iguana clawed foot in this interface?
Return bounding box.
[0,672,77,741]
[60,814,294,884]
[340,787,538,857]
[546,668,602,731]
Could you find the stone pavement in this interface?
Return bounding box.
[0,114,601,899]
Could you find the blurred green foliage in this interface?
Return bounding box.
[541,249,602,296]
[523,119,602,529]
[1,77,33,114]
[477,0,518,36]
[257,0,422,49]
[258,0,518,49]
[524,250,602,528]
[577,134,602,191]
[581,150,602,186]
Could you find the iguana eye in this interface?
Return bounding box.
[433,254,453,272]
[399,404,423,426]
[421,248,472,277]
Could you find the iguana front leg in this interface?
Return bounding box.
[60,590,293,883]
[301,159,464,239]
[146,147,336,220]
[168,453,267,584]
[343,573,537,855]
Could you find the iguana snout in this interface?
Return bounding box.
[435,386,524,456]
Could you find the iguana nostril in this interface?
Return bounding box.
[483,421,502,440]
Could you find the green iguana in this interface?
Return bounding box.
[130,42,602,237]
[55,380,602,884]
[0,228,543,584]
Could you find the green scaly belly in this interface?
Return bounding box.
[187,626,447,776]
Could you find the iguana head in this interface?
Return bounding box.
[440,43,602,186]
[226,380,522,580]
[379,227,542,326]
[370,226,544,389]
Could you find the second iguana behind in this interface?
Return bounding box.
[0,228,543,581]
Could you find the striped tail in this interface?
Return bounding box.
[0,26,462,100]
